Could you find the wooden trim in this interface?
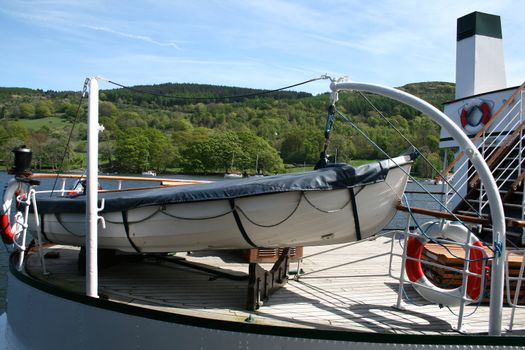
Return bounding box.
[397,204,525,229]
[244,247,303,263]
[396,204,488,225]
[508,218,525,228]
[510,170,525,192]
[502,169,525,203]
[31,173,211,185]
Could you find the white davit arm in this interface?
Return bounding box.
[331,80,506,336]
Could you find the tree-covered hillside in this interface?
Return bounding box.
[0,81,454,176]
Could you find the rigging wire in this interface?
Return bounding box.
[334,107,493,251]
[50,79,89,196]
[355,90,481,218]
[46,75,328,197]
[107,75,330,102]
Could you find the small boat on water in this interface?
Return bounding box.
[141,170,156,177]
[223,172,243,179]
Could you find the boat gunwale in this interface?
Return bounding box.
[8,252,525,347]
[30,173,212,185]
[29,165,412,218]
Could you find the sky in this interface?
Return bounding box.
[0,0,523,95]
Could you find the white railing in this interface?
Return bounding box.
[505,249,525,330]
[389,227,488,332]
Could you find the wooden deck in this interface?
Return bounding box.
[24,234,525,335]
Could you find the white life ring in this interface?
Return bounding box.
[405,221,485,307]
[1,179,23,245]
[459,99,491,134]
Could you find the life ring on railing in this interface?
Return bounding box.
[1,179,22,244]
[405,221,485,307]
[460,99,491,134]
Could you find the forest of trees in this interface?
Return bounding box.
[0,81,455,177]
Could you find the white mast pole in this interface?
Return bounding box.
[86,77,100,298]
[331,80,506,336]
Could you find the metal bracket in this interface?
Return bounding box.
[247,248,290,311]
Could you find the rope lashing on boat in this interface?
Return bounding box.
[302,191,351,214]
[105,207,162,224]
[235,193,303,228]
[354,91,480,218]
[54,213,86,238]
[75,187,361,251]
[228,199,257,247]
[160,207,234,220]
[104,206,233,224]
[236,190,355,229]
[39,213,52,244]
[101,189,352,230]
[348,188,362,241]
[122,211,142,254]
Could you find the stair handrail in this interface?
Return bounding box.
[508,169,525,195]
[436,81,525,182]
[479,138,525,211]
[475,105,524,163]
[468,119,525,188]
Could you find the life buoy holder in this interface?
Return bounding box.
[459,99,491,134]
[1,179,23,244]
[405,221,485,307]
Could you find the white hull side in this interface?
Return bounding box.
[28,165,410,253]
[4,270,520,350]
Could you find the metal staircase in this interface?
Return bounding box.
[439,83,525,245]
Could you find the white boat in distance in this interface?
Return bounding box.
[223,172,243,179]
[26,155,412,253]
[141,170,156,176]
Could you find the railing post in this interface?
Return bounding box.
[86,77,100,298]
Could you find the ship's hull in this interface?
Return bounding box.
[3,253,523,350]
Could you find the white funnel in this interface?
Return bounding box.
[455,12,507,99]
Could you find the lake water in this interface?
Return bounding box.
[0,171,442,314]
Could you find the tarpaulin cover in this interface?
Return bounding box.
[34,159,398,214]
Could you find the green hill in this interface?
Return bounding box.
[0,81,454,176]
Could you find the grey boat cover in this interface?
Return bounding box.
[34,160,397,214]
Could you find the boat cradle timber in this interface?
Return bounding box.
[24,155,412,253]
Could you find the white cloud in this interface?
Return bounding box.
[1,0,523,92]
[83,26,182,50]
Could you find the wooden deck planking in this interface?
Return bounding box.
[24,236,525,335]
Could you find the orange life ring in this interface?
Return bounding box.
[405,221,485,306]
[460,101,491,133]
[1,179,22,244]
